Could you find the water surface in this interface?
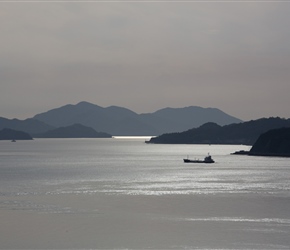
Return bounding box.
[0,138,289,249]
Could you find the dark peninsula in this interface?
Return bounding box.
[147,117,290,145]
[233,127,290,157]
[34,123,112,138]
[0,128,33,140]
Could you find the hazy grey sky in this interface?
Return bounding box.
[1,1,290,121]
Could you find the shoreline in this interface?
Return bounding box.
[232,150,290,157]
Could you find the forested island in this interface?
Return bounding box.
[0,124,111,140]
[34,124,112,138]
[0,128,33,140]
[147,117,290,145]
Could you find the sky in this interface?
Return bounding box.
[1,0,290,121]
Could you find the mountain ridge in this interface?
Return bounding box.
[32,101,242,136]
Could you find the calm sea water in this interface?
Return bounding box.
[1,138,290,249]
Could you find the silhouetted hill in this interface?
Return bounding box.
[0,117,54,134]
[148,117,290,145]
[33,102,158,136]
[34,123,112,138]
[32,101,242,136]
[0,128,33,140]
[140,106,241,133]
[249,127,290,156]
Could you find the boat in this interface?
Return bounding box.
[183,154,215,163]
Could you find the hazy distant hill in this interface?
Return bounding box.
[140,106,242,133]
[0,128,33,140]
[148,117,290,145]
[35,123,112,138]
[0,117,54,134]
[32,101,242,136]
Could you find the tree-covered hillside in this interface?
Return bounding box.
[148,117,290,145]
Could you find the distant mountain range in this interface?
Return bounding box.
[31,101,242,136]
[1,102,290,144]
[147,117,290,145]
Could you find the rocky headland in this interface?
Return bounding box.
[233,127,290,157]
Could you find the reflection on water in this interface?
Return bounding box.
[182,217,290,224]
[0,138,289,197]
[1,139,290,249]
